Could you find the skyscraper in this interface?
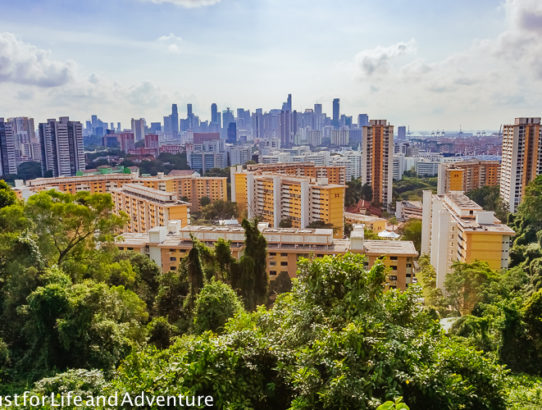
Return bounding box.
[500,117,542,213]
[0,118,17,176]
[171,104,179,137]
[211,103,218,128]
[286,93,292,111]
[227,122,237,144]
[131,118,146,141]
[332,98,340,128]
[39,117,84,177]
[397,126,407,140]
[7,116,39,166]
[362,119,394,208]
[358,114,369,127]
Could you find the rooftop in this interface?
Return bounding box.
[363,240,418,256]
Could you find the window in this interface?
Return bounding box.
[269,270,277,276]
[280,261,288,266]
[389,275,398,281]
[270,261,276,266]
[170,257,177,261]
[391,266,397,270]
[281,253,287,257]
[390,256,398,261]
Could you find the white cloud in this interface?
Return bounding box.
[354,40,416,77]
[142,0,222,8]
[345,0,542,128]
[157,33,183,54]
[0,32,75,87]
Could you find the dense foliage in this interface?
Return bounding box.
[466,185,508,222]
[392,176,437,202]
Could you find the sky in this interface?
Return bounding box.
[0,0,541,130]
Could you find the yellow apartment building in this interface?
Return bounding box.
[116,222,418,290]
[13,171,226,212]
[246,162,346,185]
[437,160,500,195]
[232,168,345,237]
[111,184,190,233]
[421,190,515,289]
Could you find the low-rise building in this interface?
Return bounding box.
[344,212,387,233]
[116,222,418,290]
[395,200,423,220]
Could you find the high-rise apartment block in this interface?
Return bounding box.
[437,160,500,195]
[39,117,84,177]
[0,118,17,176]
[232,166,345,237]
[500,117,542,213]
[421,190,515,288]
[111,184,190,233]
[362,120,394,207]
[8,117,40,165]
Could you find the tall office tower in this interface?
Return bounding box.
[222,108,235,136]
[171,104,179,137]
[280,110,293,148]
[117,122,121,132]
[187,103,193,118]
[0,118,17,176]
[397,126,407,140]
[332,98,340,128]
[227,122,237,144]
[314,103,323,130]
[358,114,369,127]
[131,118,146,141]
[39,117,84,177]
[500,117,542,213]
[211,103,218,128]
[286,93,292,111]
[362,119,394,208]
[252,109,263,139]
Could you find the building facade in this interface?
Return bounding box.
[362,120,394,207]
[39,117,85,177]
[437,160,500,195]
[421,190,515,288]
[232,168,345,237]
[116,222,418,290]
[500,117,542,213]
[111,184,190,233]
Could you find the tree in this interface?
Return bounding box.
[201,200,238,221]
[400,219,422,252]
[361,182,373,201]
[17,161,42,180]
[112,253,508,409]
[147,317,175,349]
[24,190,127,265]
[241,219,268,308]
[345,178,362,207]
[279,217,293,228]
[0,180,16,209]
[22,269,147,379]
[193,279,243,334]
[466,185,508,222]
[445,261,497,315]
[200,196,211,207]
[307,220,334,229]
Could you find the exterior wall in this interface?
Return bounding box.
[464,232,510,270]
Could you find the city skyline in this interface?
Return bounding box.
[1,0,541,129]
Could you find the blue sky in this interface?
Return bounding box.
[1,0,541,130]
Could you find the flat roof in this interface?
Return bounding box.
[363,240,418,256]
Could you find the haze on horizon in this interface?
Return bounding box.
[0,0,541,130]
